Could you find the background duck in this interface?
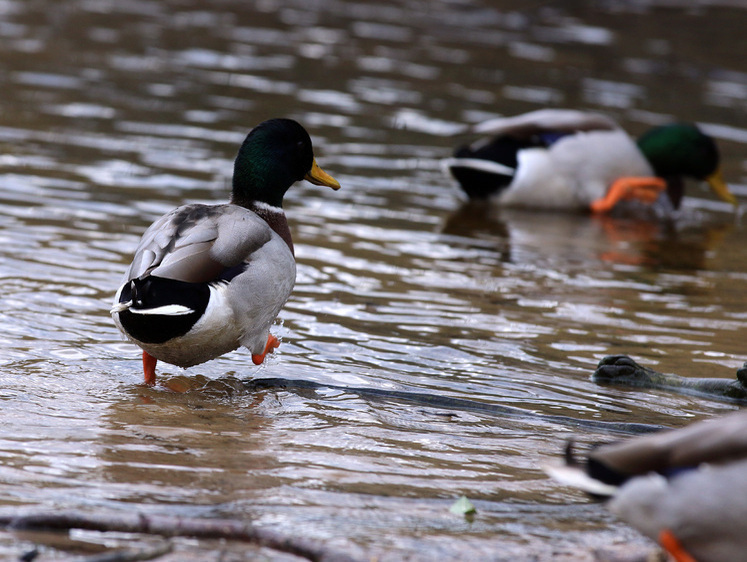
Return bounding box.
[446,109,736,214]
[544,409,747,562]
[111,118,340,386]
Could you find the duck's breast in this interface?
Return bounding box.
[499,130,653,209]
[227,234,296,354]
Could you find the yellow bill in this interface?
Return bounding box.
[305,159,341,190]
[706,168,737,206]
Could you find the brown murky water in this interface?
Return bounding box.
[1,1,747,560]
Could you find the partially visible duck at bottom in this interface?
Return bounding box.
[544,409,747,562]
[446,109,737,215]
[111,118,340,386]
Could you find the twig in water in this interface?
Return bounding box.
[1,511,359,562]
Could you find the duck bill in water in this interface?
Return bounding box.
[706,167,737,206]
[305,159,341,190]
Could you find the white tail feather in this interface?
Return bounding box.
[443,157,516,177]
[110,301,131,314]
[128,304,195,316]
[542,462,618,497]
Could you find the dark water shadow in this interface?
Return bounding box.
[244,376,667,435]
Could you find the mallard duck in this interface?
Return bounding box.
[544,409,747,562]
[111,118,340,386]
[446,109,736,213]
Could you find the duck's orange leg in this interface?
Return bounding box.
[659,529,697,562]
[590,177,668,213]
[252,334,280,365]
[142,351,157,386]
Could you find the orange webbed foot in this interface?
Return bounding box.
[252,334,280,365]
[659,529,697,562]
[142,351,157,386]
[590,176,668,214]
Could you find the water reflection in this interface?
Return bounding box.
[443,202,734,270]
[98,382,275,506]
[0,0,746,559]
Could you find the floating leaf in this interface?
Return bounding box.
[449,495,476,516]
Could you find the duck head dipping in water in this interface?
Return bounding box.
[447,109,736,214]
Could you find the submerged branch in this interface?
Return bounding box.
[1,511,359,562]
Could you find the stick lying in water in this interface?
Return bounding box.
[2,510,359,562]
[593,354,747,401]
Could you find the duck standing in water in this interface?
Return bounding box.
[446,109,736,213]
[111,119,340,385]
[544,409,747,562]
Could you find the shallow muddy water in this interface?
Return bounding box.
[1,1,747,560]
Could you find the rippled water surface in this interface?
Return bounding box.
[2,1,747,560]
